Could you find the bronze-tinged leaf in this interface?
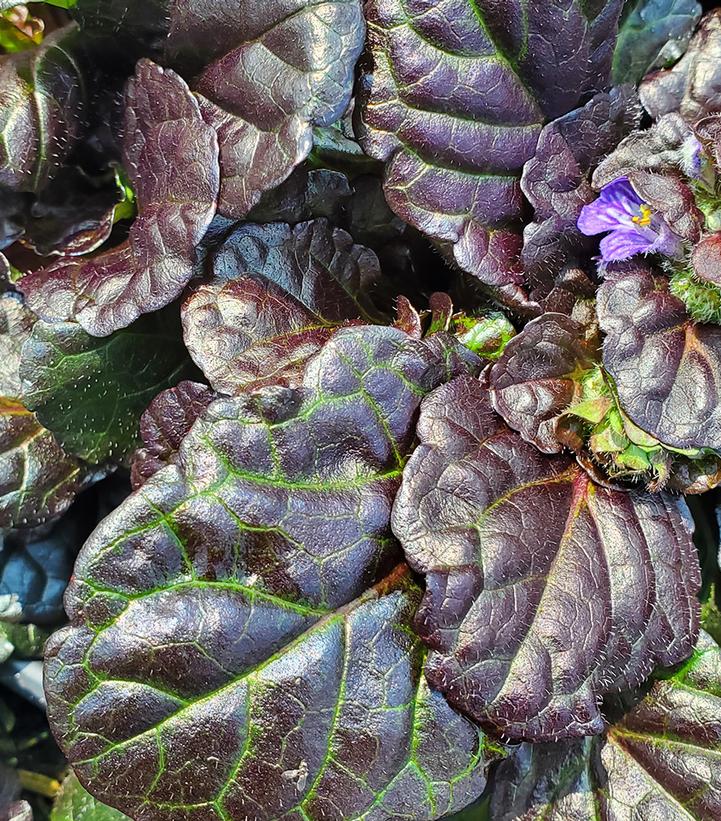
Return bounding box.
[392,375,700,742]
[20,60,220,337]
[182,219,386,395]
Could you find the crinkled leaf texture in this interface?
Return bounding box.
[488,313,596,454]
[598,261,721,450]
[19,311,197,465]
[69,1,364,219]
[0,398,84,533]
[392,375,700,742]
[45,326,489,821]
[20,60,220,337]
[490,630,721,819]
[358,0,623,281]
[612,0,702,86]
[190,0,365,218]
[640,8,721,120]
[521,86,640,283]
[182,219,385,395]
[0,25,84,193]
[130,381,215,490]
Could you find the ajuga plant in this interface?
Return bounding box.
[2,1,721,820]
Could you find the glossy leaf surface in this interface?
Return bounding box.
[393,375,700,741]
[191,0,365,218]
[130,381,215,490]
[490,631,721,819]
[598,261,721,450]
[488,314,597,454]
[0,296,83,532]
[0,398,83,532]
[20,60,220,336]
[521,86,640,281]
[358,0,623,278]
[182,219,385,395]
[45,326,488,821]
[0,26,84,193]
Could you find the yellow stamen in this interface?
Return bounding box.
[632,203,652,227]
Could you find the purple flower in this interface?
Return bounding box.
[578,177,683,263]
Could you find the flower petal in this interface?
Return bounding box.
[578,177,643,236]
[599,228,653,261]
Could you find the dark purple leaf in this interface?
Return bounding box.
[488,314,598,454]
[489,738,602,820]
[20,59,220,337]
[490,630,721,819]
[130,381,215,490]
[529,264,599,316]
[0,25,84,194]
[0,191,28,251]
[191,0,364,219]
[392,375,700,742]
[182,219,386,395]
[593,112,699,185]
[0,398,84,533]
[248,167,353,226]
[357,0,624,280]
[521,87,640,280]
[0,296,34,400]
[21,166,120,258]
[640,8,721,120]
[692,232,721,285]
[598,261,721,450]
[44,326,490,820]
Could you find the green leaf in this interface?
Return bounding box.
[0,622,51,662]
[19,310,197,464]
[51,772,129,821]
[612,0,702,85]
